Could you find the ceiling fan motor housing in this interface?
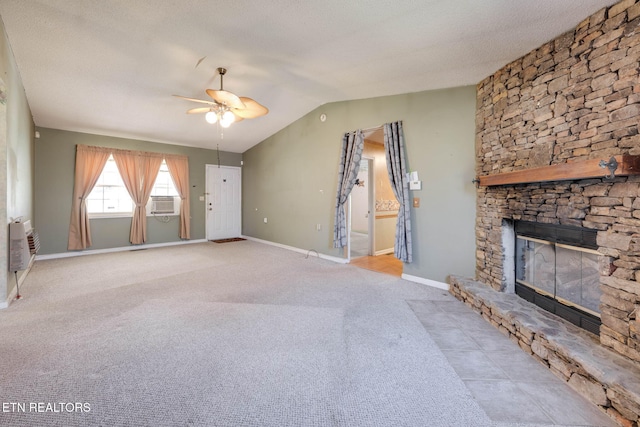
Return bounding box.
[174,67,269,123]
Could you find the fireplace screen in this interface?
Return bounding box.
[513,221,601,334]
[516,237,600,316]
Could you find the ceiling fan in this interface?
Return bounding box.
[174,67,268,128]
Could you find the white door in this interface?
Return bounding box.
[206,165,241,240]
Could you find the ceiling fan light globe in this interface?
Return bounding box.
[220,117,233,128]
[222,110,235,123]
[205,111,218,124]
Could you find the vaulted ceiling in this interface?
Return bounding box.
[0,0,617,153]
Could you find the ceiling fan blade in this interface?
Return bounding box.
[186,107,211,114]
[173,94,218,106]
[205,89,245,109]
[231,113,244,123]
[233,97,269,119]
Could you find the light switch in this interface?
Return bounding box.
[413,197,420,208]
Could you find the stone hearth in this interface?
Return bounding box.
[450,276,640,425]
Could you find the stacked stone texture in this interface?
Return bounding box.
[476,0,640,366]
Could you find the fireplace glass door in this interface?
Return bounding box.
[515,235,601,334]
[516,237,555,297]
[555,244,600,314]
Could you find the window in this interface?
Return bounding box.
[151,161,179,197]
[87,156,180,217]
[86,155,134,216]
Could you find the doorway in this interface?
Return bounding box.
[348,131,398,257]
[346,127,401,272]
[205,165,241,240]
[349,157,374,259]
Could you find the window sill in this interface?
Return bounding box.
[89,213,132,219]
[89,213,180,219]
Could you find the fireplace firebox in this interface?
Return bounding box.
[514,221,601,335]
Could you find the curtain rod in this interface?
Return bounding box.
[359,124,384,133]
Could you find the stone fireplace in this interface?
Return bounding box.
[473,0,640,365]
[460,1,640,424]
[475,177,639,360]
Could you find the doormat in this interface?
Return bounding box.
[211,238,246,243]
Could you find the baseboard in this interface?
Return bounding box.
[374,248,394,256]
[241,235,348,264]
[401,273,450,291]
[35,239,209,261]
[2,255,36,309]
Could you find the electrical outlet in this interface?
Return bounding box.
[316,223,321,231]
[263,217,268,224]
[413,197,420,208]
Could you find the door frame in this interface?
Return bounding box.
[205,164,242,240]
[366,157,375,256]
[347,156,375,260]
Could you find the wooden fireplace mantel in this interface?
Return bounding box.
[477,154,640,187]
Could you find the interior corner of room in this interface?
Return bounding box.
[5,0,640,425]
[0,3,487,307]
[1,0,625,319]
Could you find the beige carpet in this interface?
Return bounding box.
[0,241,514,426]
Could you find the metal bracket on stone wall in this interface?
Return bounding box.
[598,156,618,180]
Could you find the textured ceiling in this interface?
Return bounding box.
[0,0,617,153]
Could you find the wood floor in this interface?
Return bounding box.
[349,254,403,277]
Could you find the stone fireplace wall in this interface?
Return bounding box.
[476,0,640,363]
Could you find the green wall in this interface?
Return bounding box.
[242,86,477,283]
[32,86,477,284]
[34,128,241,255]
[1,17,35,304]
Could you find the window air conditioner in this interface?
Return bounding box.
[150,196,177,215]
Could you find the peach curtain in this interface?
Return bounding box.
[113,150,163,244]
[165,155,191,239]
[68,145,112,250]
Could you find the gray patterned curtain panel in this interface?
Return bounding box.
[384,121,412,263]
[333,130,364,248]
